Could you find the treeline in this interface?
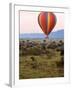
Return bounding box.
[19,40,64,56]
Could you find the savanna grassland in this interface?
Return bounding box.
[19,39,64,79]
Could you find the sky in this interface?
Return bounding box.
[20,11,64,34]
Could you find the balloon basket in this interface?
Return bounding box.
[45,36,49,39]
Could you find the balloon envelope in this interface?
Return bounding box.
[38,12,56,36]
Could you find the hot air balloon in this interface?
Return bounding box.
[38,12,57,38]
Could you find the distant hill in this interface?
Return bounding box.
[49,29,64,39]
[20,29,64,39]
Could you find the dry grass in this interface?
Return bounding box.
[19,39,64,79]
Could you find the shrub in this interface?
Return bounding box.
[42,45,46,50]
[43,40,46,43]
[30,56,35,61]
[60,49,64,56]
[58,40,64,47]
[30,57,38,69]
[56,56,64,68]
[47,41,57,49]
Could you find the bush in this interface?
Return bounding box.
[42,45,46,50]
[59,40,64,45]
[56,56,64,68]
[60,49,64,56]
[30,56,35,61]
[57,40,64,47]
[43,40,46,43]
[30,57,38,69]
[47,41,57,49]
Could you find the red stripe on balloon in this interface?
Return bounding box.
[38,12,47,35]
